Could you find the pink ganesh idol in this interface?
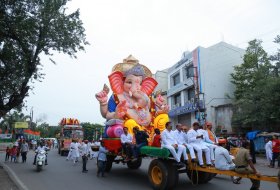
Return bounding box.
[95,55,169,143]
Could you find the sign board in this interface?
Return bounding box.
[0,134,12,139]
[14,122,29,129]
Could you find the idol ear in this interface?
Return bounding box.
[141,77,158,96]
[108,71,124,94]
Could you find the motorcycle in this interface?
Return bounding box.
[35,149,47,172]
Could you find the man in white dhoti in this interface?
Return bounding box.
[265,138,272,166]
[173,124,189,164]
[161,122,186,165]
[187,122,211,167]
[66,139,75,161]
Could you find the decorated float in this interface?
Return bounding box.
[95,55,279,190]
[57,118,83,156]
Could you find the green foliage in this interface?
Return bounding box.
[81,122,104,141]
[0,0,89,117]
[0,110,30,132]
[36,122,60,138]
[231,38,280,131]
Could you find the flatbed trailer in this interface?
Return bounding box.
[103,138,279,190]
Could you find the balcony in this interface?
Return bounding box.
[167,77,194,97]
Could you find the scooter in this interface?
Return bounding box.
[35,149,47,172]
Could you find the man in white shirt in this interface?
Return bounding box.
[173,124,189,163]
[214,141,235,170]
[120,127,134,161]
[198,125,217,164]
[187,122,211,167]
[265,138,272,166]
[80,140,90,173]
[161,122,186,165]
[181,125,197,163]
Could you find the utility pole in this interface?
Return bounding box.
[29,107,33,129]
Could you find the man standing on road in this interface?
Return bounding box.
[20,139,29,163]
[234,140,261,190]
[81,140,90,173]
[97,141,108,177]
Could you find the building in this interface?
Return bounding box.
[167,42,245,133]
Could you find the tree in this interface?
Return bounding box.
[0,0,88,118]
[231,39,280,131]
[0,110,30,132]
[231,39,271,130]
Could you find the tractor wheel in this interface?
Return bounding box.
[127,157,142,169]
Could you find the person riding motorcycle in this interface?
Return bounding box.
[33,142,49,165]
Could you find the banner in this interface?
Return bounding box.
[14,122,29,129]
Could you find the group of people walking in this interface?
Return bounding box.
[5,139,29,163]
[66,139,108,177]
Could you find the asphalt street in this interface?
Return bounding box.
[0,149,279,190]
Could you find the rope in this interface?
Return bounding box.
[190,162,199,186]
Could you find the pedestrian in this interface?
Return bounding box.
[5,146,10,162]
[97,141,108,177]
[20,139,29,163]
[271,135,280,168]
[10,145,17,163]
[264,138,272,166]
[249,139,256,164]
[234,140,261,190]
[81,140,90,173]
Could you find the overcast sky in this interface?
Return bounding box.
[23,0,280,126]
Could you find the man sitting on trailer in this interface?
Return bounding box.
[181,125,197,163]
[187,122,212,168]
[161,122,187,166]
[133,126,149,160]
[173,123,193,163]
[214,140,235,170]
[120,127,134,162]
[234,140,261,190]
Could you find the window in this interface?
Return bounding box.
[172,73,180,86]
[174,93,181,107]
[185,66,194,78]
[188,88,195,101]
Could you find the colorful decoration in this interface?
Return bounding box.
[95,55,170,141]
[60,118,80,126]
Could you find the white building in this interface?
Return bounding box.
[166,42,245,133]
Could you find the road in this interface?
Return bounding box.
[1,149,279,190]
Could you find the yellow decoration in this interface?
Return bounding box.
[124,119,143,134]
[153,113,169,133]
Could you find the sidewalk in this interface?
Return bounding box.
[0,164,19,190]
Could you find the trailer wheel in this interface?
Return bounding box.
[187,169,211,184]
[105,155,116,172]
[148,159,176,190]
[127,157,142,169]
[166,161,179,189]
